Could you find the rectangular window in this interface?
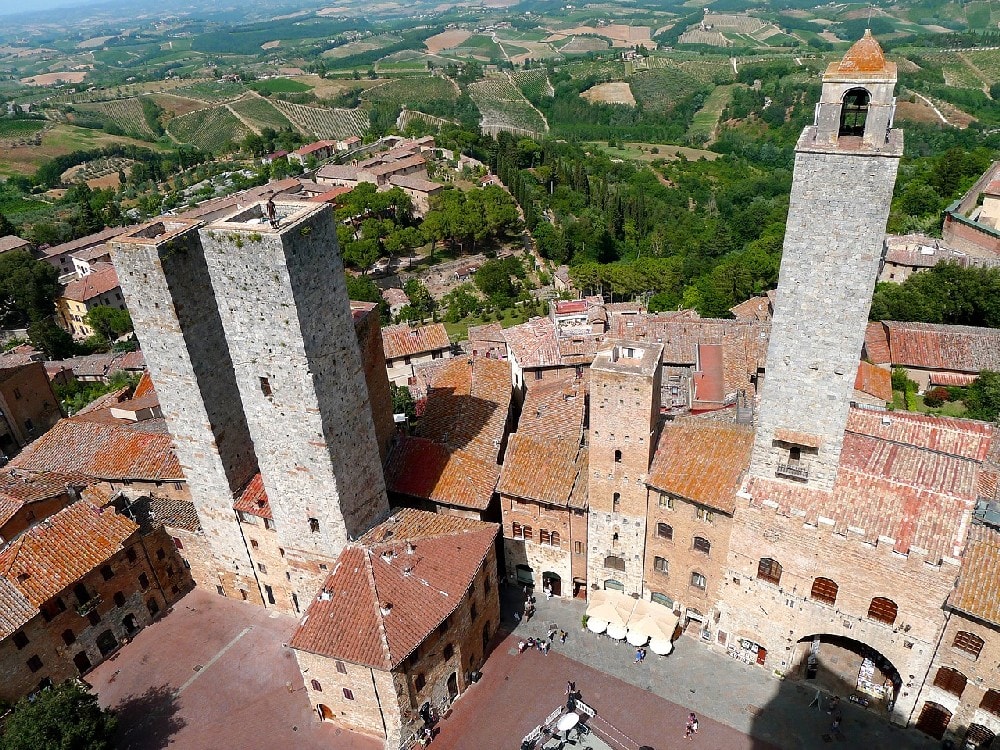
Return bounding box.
[259,377,273,398]
[172,537,183,550]
[653,556,668,574]
[250,539,259,550]
[12,631,28,649]
[257,563,267,574]
[658,494,673,509]
[656,523,673,540]
[696,508,714,523]
[691,572,707,590]
[343,688,354,700]
[309,518,320,533]
[26,655,43,673]
[264,518,275,530]
[534,370,543,381]
[574,541,583,554]
[336,660,347,674]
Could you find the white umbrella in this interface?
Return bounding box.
[587,618,608,634]
[606,623,628,640]
[649,638,673,655]
[626,629,649,647]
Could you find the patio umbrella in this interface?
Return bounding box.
[587,618,608,634]
[626,629,649,647]
[649,638,673,656]
[585,589,636,629]
[606,623,628,640]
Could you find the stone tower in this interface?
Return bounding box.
[587,342,663,597]
[198,201,390,595]
[751,31,902,491]
[111,219,263,603]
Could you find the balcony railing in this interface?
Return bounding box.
[777,462,809,481]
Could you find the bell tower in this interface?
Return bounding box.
[750,32,902,492]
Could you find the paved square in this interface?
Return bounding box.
[88,589,380,750]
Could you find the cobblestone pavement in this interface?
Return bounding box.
[87,589,379,750]
[474,590,940,750]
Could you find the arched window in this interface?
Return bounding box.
[867,597,897,625]
[523,526,533,541]
[981,689,1000,717]
[310,679,322,692]
[690,572,706,590]
[757,558,782,585]
[966,724,996,750]
[604,579,624,592]
[933,666,967,697]
[651,592,673,608]
[539,529,550,546]
[839,87,870,137]
[604,555,626,572]
[614,449,622,463]
[657,523,673,540]
[692,537,711,555]
[810,577,838,605]
[512,522,522,539]
[953,631,984,659]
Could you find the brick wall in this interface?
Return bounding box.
[0,362,61,452]
[501,494,575,597]
[718,499,955,724]
[942,215,1000,257]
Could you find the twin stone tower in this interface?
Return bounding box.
[111,31,901,611]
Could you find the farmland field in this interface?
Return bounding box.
[76,97,154,138]
[269,99,369,138]
[171,81,247,102]
[322,34,402,59]
[581,81,635,105]
[167,106,250,152]
[229,95,297,132]
[687,84,735,142]
[361,77,457,109]
[512,69,554,99]
[0,119,47,138]
[468,74,547,136]
[630,68,710,116]
[249,78,313,94]
[148,93,207,117]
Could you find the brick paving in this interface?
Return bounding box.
[446,590,938,750]
[87,589,380,750]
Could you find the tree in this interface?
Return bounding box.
[390,383,416,421]
[0,680,116,750]
[0,251,61,328]
[27,319,76,360]
[85,306,132,342]
[0,211,16,237]
[966,371,1000,422]
[403,279,436,320]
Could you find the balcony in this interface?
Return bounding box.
[776,462,809,481]
[76,596,101,617]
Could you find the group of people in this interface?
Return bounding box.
[633,647,647,664]
[684,712,699,740]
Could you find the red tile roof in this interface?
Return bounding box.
[61,262,121,302]
[0,470,85,530]
[386,357,511,510]
[0,575,34,639]
[381,323,450,361]
[10,417,182,482]
[647,422,754,514]
[883,321,1000,373]
[0,235,30,253]
[503,317,561,369]
[289,508,497,669]
[729,295,773,322]
[950,524,1000,626]
[0,499,138,609]
[854,361,892,402]
[41,227,126,259]
[845,408,994,462]
[863,322,891,364]
[233,473,271,519]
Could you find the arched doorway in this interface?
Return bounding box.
[317,704,334,721]
[839,87,871,137]
[542,572,561,597]
[604,579,624,592]
[96,629,118,657]
[966,724,996,749]
[793,634,901,711]
[914,701,951,740]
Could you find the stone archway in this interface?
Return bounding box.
[792,634,902,711]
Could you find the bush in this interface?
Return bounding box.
[924,387,949,408]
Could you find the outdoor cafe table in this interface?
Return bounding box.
[557,712,580,733]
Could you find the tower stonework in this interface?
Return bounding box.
[587,342,662,597]
[751,31,902,491]
[198,202,390,596]
[111,219,263,603]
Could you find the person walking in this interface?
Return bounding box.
[265,196,278,229]
[560,630,568,644]
[684,712,698,740]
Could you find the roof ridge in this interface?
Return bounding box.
[363,548,393,670]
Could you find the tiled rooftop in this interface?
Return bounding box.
[381,322,450,361]
[883,321,1000,373]
[647,422,754,514]
[233,473,271,520]
[949,524,1000,626]
[853,361,892,402]
[0,470,85,530]
[289,508,497,669]
[0,499,138,608]
[61,262,121,302]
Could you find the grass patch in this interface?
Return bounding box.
[250,78,313,94]
[0,119,46,138]
[442,305,534,341]
[688,83,735,142]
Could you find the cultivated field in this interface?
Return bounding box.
[322,34,402,59]
[228,94,297,132]
[559,36,610,53]
[147,93,207,117]
[0,119,47,139]
[468,74,547,136]
[546,24,652,47]
[687,84,735,142]
[20,71,88,85]
[581,81,636,105]
[170,80,246,103]
[167,105,250,152]
[424,29,472,54]
[511,69,555,99]
[630,68,709,115]
[361,76,457,109]
[269,99,369,138]
[76,97,154,138]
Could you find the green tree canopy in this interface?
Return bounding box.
[870,264,1000,328]
[0,680,116,750]
[0,251,61,328]
[966,370,1000,423]
[85,306,132,342]
[27,319,76,360]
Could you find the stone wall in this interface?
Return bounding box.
[199,203,389,572]
[500,494,575,597]
[239,513,302,615]
[111,222,262,604]
[752,148,901,491]
[718,499,955,724]
[353,306,396,463]
[0,361,61,452]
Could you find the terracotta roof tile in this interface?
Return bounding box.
[0,499,138,608]
[381,323,450,361]
[883,321,1000,373]
[854,361,892,402]
[647,422,754,514]
[729,295,773,322]
[845,408,994,462]
[864,322,891,364]
[233,473,271,519]
[60,262,120,302]
[41,227,127,259]
[503,317,562,369]
[0,235,31,253]
[826,30,896,78]
[10,417,182,482]
[289,509,497,669]
[949,524,1000,625]
[0,470,84,529]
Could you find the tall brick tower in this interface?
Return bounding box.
[111,219,263,603]
[198,201,390,595]
[751,31,902,492]
[587,342,663,597]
